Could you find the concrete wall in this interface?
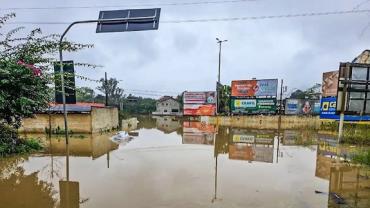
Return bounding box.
[20,113,92,133]
[204,115,321,130]
[20,107,119,133]
[91,107,119,133]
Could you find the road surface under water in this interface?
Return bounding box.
[0,116,369,208]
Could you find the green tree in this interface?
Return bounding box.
[290,83,322,99]
[76,86,95,102]
[97,78,124,106]
[0,13,94,155]
[219,85,231,114]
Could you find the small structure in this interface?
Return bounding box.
[152,96,181,116]
[20,102,119,133]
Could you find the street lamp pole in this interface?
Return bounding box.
[58,17,155,144]
[216,38,227,115]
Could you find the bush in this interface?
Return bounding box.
[352,150,370,166]
[0,124,43,156]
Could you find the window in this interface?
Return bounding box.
[172,109,179,112]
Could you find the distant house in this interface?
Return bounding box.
[152,96,181,116]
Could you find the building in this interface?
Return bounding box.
[152,96,181,116]
[20,102,119,133]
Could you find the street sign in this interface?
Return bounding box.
[54,61,76,104]
[96,8,161,33]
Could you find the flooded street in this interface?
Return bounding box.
[1,116,370,208]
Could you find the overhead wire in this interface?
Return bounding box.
[5,9,370,25]
[0,0,257,11]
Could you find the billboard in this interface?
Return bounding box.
[231,79,278,97]
[231,98,276,114]
[183,91,216,116]
[320,97,370,121]
[183,91,216,104]
[322,71,339,97]
[285,99,320,115]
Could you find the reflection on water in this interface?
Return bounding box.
[0,116,369,208]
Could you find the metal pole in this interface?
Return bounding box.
[105,72,108,106]
[58,43,69,145]
[218,42,221,83]
[57,17,146,145]
[216,41,221,115]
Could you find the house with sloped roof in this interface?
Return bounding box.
[152,96,181,116]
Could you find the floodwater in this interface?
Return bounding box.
[1,116,370,208]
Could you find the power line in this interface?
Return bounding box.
[6,9,370,25]
[0,0,256,11]
[125,89,180,94]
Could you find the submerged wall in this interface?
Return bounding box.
[20,107,119,133]
[203,115,321,130]
[91,107,119,133]
[20,113,92,133]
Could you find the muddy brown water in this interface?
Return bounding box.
[1,116,370,208]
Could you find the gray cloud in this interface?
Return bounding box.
[1,0,370,97]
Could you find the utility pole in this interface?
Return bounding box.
[216,38,227,115]
[105,72,108,106]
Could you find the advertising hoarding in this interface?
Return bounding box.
[231,79,278,97]
[285,99,320,115]
[231,98,276,114]
[183,91,216,116]
[183,91,216,104]
[322,71,339,97]
[320,97,370,121]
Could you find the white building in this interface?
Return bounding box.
[152,96,181,116]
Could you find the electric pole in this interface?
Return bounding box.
[216,38,227,115]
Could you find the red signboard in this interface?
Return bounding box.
[231,79,278,97]
[183,104,216,116]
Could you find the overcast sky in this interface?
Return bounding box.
[1,0,370,98]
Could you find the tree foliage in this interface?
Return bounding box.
[290,83,322,100]
[0,13,94,155]
[76,86,95,102]
[0,13,93,128]
[97,78,124,106]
